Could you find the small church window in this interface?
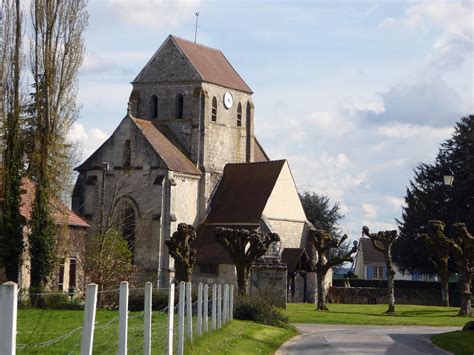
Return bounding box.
[123,139,131,168]
[121,205,136,262]
[176,94,184,119]
[151,95,158,119]
[211,96,217,122]
[237,102,242,126]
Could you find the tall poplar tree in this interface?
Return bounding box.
[28,0,88,292]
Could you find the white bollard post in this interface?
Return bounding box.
[0,282,18,355]
[144,282,152,355]
[222,285,227,324]
[177,282,185,355]
[203,285,209,333]
[118,281,129,355]
[230,285,234,321]
[197,283,203,337]
[217,284,222,329]
[211,284,217,331]
[167,283,175,355]
[80,283,98,355]
[186,281,193,342]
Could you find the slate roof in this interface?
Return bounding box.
[171,36,253,94]
[131,118,201,175]
[254,137,270,162]
[205,160,285,224]
[359,237,385,263]
[0,176,90,228]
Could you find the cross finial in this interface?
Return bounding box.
[194,12,200,43]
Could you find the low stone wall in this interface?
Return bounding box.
[327,286,461,306]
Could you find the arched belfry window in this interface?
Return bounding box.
[151,95,158,119]
[246,101,252,162]
[211,96,217,122]
[176,94,184,119]
[237,102,242,126]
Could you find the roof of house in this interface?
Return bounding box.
[205,160,286,224]
[4,177,90,228]
[132,117,201,175]
[193,224,259,263]
[281,248,314,273]
[359,237,385,263]
[171,36,253,94]
[254,137,270,162]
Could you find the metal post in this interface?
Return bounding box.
[217,284,222,329]
[177,282,185,355]
[144,282,152,355]
[197,283,203,337]
[203,284,209,333]
[186,281,193,342]
[167,283,175,355]
[211,284,217,330]
[80,283,98,355]
[118,281,129,355]
[0,282,18,355]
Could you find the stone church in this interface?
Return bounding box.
[73,35,315,300]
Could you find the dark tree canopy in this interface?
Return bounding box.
[215,227,280,296]
[166,223,197,282]
[395,115,474,274]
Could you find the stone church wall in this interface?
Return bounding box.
[267,219,306,249]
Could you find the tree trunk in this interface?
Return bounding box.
[235,263,249,296]
[457,269,472,316]
[316,270,328,311]
[439,265,450,307]
[386,263,395,313]
[175,263,191,283]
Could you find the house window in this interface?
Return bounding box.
[199,263,218,275]
[58,259,65,291]
[176,94,184,119]
[211,96,217,122]
[69,258,77,289]
[373,266,385,280]
[237,102,242,126]
[123,139,131,168]
[151,95,158,119]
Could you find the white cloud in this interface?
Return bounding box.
[362,203,377,219]
[384,195,405,212]
[81,51,116,75]
[105,0,202,30]
[68,123,108,161]
[377,123,454,140]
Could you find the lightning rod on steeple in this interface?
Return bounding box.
[194,12,199,43]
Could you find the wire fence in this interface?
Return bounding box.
[0,280,234,354]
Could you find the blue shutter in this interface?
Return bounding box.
[367,265,374,280]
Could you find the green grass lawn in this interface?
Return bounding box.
[431,331,474,355]
[184,320,297,355]
[17,308,171,354]
[284,303,471,327]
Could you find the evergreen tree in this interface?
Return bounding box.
[395,115,474,274]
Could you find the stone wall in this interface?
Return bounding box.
[327,286,461,307]
[249,264,287,308]
[192,263,237,286]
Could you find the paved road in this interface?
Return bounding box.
[276,324,459,354]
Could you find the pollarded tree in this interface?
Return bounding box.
[448,223,474,316]
[215,228,280,296]
[362,226,398,313]
[309,229,358,310]
[166,223,197,283]
[419,220,452,306]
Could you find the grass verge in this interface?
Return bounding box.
[184,320,297,355]
[284,304,471,327]
[431,331,474,355]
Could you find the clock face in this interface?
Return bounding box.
[223,92,233,109]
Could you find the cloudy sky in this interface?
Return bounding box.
[71,0,473,239]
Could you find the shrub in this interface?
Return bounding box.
[233,297,289,328]
[24,292,83,310]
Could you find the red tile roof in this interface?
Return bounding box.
[172,36,253,94]
[1,176,90,228]
[359,237,385,263]
[254,137,270,162]
[132,117,201,175]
